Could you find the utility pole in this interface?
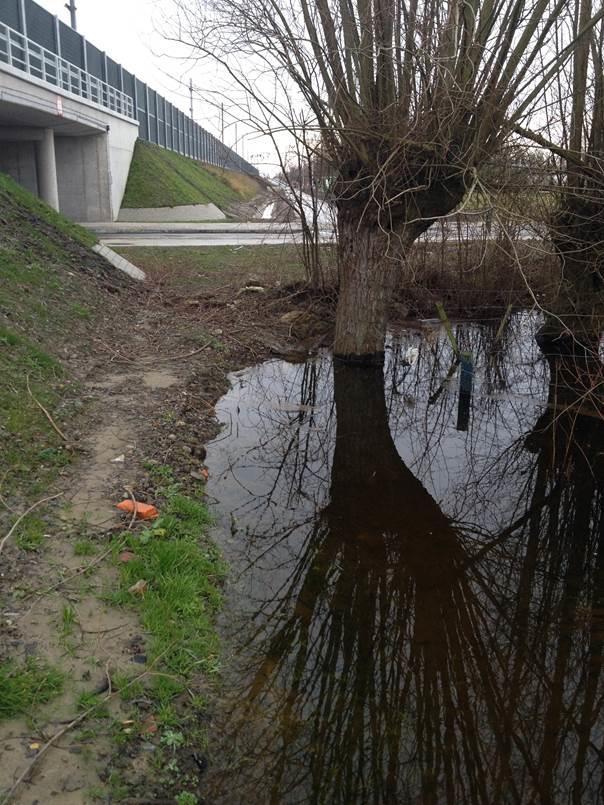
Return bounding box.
[189,78,194,120]
[220,103,224,142]
[64,0,77,30]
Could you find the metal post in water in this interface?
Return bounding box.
[456,352,474,432]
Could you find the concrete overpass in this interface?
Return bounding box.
[0,46,138,221]
[0,0,257,222]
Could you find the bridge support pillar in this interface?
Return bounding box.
[36,128,59,211]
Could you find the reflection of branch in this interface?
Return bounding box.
[208,314,604,802]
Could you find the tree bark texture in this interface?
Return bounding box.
[333,210,404,363]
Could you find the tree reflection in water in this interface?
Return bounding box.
[203,314,604,805]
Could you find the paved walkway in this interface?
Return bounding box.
[83,221,304,235]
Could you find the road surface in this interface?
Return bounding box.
[99,231,326,248]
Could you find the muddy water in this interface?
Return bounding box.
[203,312,604,804]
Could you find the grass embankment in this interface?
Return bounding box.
[0,172,110,508]
[0,172,123,719]
[121,139,262,210]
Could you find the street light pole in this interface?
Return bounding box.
[64,0,77,30]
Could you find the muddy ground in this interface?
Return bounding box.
[0,242,338,804]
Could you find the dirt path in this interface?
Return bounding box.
[0,244,330,803]
[0,360,191,802]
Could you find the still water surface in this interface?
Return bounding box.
[203,312,604,804]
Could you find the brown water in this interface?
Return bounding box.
[203,313,604,804]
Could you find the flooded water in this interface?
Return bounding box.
[203,312,604,804]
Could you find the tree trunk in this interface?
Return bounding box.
[333,209,403,364]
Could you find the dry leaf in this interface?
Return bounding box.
[141,715,158,735]
[119,551,136,563]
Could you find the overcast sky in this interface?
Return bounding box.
[36,0,275,171]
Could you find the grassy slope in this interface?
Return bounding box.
[0,172,134,721]
[121,140,262,210]
[0,172,125,508]
[118,244,307,294]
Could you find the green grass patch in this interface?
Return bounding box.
[74,538,98,556]
[115,244,308,295]
[14,514,46,551]
[0,658,64,720]
[111,477,225,700]
[121,140,261,210]
[0,173,124,504]
[0,172,96,248]
[0,325,69,501]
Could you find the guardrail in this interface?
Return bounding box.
[0,20,134,118]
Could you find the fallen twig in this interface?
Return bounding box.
[123,486,139,531]
[0,494,63,556]
[25,542,118,603]
[158,338,214,361]
[26,375,67,442]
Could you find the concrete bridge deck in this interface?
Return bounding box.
[0,18,138,221]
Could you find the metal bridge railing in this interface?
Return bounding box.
[0,21,134,119]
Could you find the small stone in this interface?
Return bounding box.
[237,285,265,295]
[128,580,148,596]
[119,551,136,563]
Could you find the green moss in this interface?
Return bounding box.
[121,140,260,210]
[0,658,64,720]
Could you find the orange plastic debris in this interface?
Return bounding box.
[116,500,159,520]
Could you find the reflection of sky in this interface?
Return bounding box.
[207,312,548,573]
[204,312,554,650]
[203,312,604,804]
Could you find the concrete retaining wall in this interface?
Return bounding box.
[117,203,226,222]
[56,134,111,221]
[0,141,39,195]
[54,118,139,222]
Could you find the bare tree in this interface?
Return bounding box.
[170,0,604,362]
